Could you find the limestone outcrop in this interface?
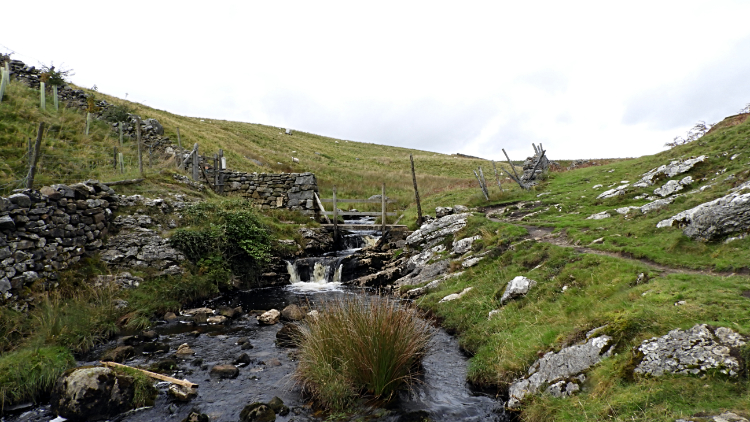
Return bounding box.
[656,185,750,240]
[633,324,746,378]
[507,335,613,409]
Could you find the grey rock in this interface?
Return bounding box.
[507,335,612,409]
[596,184,629,199]
[657,189,750,240]
[50,366,138,421]
[586,211,611,220]
[452,235,481,255]
[435,206,453,218]
[0,215,15,231]
[640,197,675,213]
[500,276,537,305]
[438,287,473,303]
[258,309,281,325]
[635,155,707,187]
[634,324,746,377]
[654,180,684,197]
[406,212,471,248]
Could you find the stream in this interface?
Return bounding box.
[3,223,509,422]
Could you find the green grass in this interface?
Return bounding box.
[295,296,432,411]
[0,346,75,409]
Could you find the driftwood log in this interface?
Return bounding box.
[100,361,198,388]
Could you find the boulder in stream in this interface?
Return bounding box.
[281,304,305,321]
[50,366,137,421]
[258,309,281,325]
[209,364,239,379]
[240,402,276,422]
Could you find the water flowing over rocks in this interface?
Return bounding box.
[507,335,613,409]
[656,184,750,240]
[499,276,537,305]
[633,324,747,378]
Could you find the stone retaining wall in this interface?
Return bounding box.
[0,181,117,300]
[219,171,319,212]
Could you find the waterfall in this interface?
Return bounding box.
[286,261,300,282]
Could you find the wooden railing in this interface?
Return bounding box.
[316,184,396,237]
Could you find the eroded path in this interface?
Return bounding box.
[483,205,738,278]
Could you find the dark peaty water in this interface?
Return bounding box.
[2,286,509,422]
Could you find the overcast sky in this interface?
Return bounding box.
[3,1,750,160]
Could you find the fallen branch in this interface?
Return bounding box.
[100,361,198,388]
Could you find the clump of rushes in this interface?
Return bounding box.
[0,346,75,410]
[295,296,432,411]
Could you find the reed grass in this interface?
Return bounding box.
[295,296,432,411]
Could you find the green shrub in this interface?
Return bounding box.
[0,346,75,409]
[295,296,432,411]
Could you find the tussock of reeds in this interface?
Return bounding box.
[294,295,432,411]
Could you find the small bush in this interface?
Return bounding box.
[295,296,432,411]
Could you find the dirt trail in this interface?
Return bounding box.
[483,206,737,278]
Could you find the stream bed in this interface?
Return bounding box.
[3,286,508,422]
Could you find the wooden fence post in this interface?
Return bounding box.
[192,145,200,181]
[502,148,528,190]
[409,154,423,226]
[473,169,489,200]
[26,122,45,190]
[332,186,338,242]
[27,138,32,169]
[492,161,503,192]
[314,192,331,224]
[213,154,219,188]
[135,116,143,175]
[381,183,386,233]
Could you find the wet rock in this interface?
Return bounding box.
[101,345,135,363]
[240,402,276,422]
[207,315,227,324]
[168,384,197,402]
[181,407,210,422]
[209,364,239,379]
[438,287,473,303]
[141,330,159,341]
[265,357,282,367]
[276,323,303,348]
[299,227,334,255]
[657,186,750,240]
[233,353,253,366]
[499,276,537,305]
[258,309,281,325]
[507,335,613,409]
[241,342,254,350]
[281,304,305,321]
[406,213,471,248]
[164,312,178,322]
[176,343,195,357]
[151,358,178,372]
[218,306,239,319]
[267,396,290,416]
[50,366,137,421]
[193,312,209,324]
[143,342,170,354]
[633,324,746,378]
[119,335,143,346]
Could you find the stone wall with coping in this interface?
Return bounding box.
[213,171,319,213]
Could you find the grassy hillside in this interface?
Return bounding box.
[402,113,750,421]
[0,76,533,211]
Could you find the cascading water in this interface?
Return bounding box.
[287,217,381,293]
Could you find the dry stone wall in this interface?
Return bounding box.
[0,181,117,300]
[220,171,318,212]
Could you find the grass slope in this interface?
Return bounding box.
[404,114,750,421]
